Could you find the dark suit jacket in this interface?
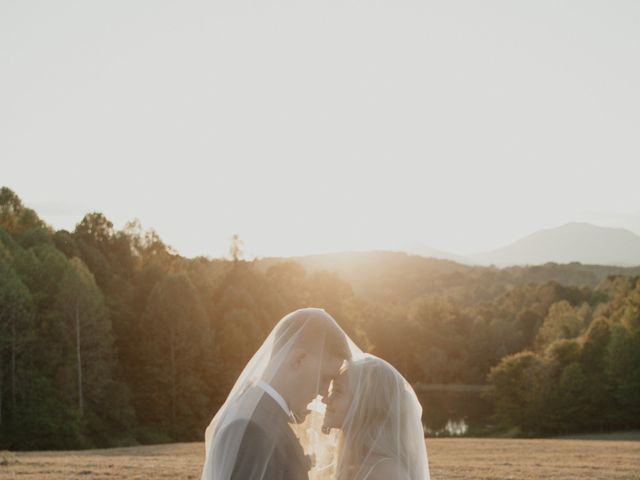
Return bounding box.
[212,386,310,480]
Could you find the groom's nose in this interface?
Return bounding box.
[318,381,330,400]
[319,386,328,400]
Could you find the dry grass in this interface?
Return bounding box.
[426,438,640,480]
[0,437,639,480]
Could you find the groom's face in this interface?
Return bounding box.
[290,351,345,421]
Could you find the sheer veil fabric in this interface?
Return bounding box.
[322,354,431,480]
[200,307,430,480]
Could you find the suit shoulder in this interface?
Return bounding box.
[220,417,272,443]
[211,419,280,477]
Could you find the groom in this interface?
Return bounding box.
[206,308,351,480]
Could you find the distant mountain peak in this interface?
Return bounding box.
[468,222,640,267]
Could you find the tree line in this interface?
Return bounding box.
[0,186,638,449]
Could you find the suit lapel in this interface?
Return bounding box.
[256,392,310,476]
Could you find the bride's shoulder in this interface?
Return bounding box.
[366,457,408,480]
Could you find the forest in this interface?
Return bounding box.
[0,186,639,449]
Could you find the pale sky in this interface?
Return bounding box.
[2,1,640,259]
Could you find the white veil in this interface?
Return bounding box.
[200,307,430,480]
[322,354,431,480]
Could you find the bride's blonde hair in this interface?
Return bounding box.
[335,355,419,480]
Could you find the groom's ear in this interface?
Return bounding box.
[290,348,308,370]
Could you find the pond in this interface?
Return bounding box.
[415,385,496,437]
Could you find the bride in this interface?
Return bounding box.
[322,354,431,480]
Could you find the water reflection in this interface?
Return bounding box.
[416,387,495,437]
[425,419,469,436]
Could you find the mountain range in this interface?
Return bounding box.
[403,222,640,267]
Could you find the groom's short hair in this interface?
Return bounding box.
[272,308,351,360]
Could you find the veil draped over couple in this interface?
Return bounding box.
[200,307,431,480]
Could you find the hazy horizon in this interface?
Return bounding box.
[3,1,640,259]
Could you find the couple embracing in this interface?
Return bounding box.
[200,308,430,480]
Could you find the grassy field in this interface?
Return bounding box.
[1,437,639,480]
[552,430,640,441]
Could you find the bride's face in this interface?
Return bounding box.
[323,369,352,429]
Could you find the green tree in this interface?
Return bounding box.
[605,324,640,428]
[578,317,613,430]
[0,187,45,237]
[0,260,34,425]
[555,362,590,431]
[408,296,470,384]
[138,273,211,439]
[535,301,588,350]
[488,351,548,433]
[54,258,113,418]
